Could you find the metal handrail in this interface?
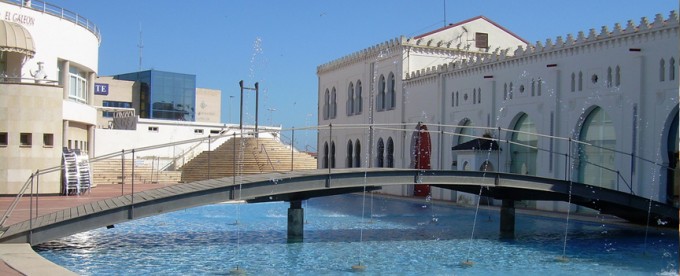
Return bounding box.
[259,144,277,172]
[0,76,59,85]
[2,123,674,228]
[0,173,34,227]
[2,0,102,42]
[162,135,222,171]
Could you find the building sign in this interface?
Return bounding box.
[94,83,109,95]
[3,11,35,26]
[195,88,221,123]
[112,110,137,130]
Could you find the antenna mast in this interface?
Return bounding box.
[138,23,144,71]
[443,0,446,27]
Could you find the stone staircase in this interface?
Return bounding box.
[91,159,182,185]
[181,137,318,182]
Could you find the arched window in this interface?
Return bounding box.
[456,91,459,106]
[578,107,616,189]
[458,119,474,145]
[354,140,361,167]
[670,58,676,81]
[480,160,494,172]
[330,87,337,119]
[451,92,455,107]
[510,113,537,176]
[376,138,385,167]
[571,73,576,92]
[477,87,481,103]
[531,79,535,96]
[323,142,329,169]
[537,78,542,96]
[615,66,621,87]
[660,59,666,82]
[578,71,583,91]
[323,89,330,120]
[330,141,336,168]
[607,67,612,88]
[355,80,363,114]
[473,88,477,103]
[346,140,353,168]
[347,82,354,116]
[387,72,396,110]
[504,83,508,99]
[509,82,513,99]
[386,137,394,168]
[377,75,386,111]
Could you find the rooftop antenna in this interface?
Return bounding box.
[137,23,144,71]
[443,0,447,27]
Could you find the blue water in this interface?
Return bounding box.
[35,194,678,275]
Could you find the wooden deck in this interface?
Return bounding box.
[0,169,676,245]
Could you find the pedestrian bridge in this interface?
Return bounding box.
[0,168,677,245]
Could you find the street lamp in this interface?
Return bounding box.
[239,80,259,136]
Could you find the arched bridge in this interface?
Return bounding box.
[0,168,676,245]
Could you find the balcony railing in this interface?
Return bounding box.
[0,75,58,85]
[2,0,101,42]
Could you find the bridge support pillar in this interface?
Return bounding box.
[287,200,304,243]
[500,199,515,238]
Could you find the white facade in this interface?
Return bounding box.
[317,12,680,210]
[0,0,100,194]
[95,119,280,170]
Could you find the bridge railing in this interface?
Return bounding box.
[313,122,674,204]
[1,123,674,230]
[0,127,314,228]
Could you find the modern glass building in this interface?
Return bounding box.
[114,70,196,121]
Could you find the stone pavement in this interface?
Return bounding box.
[0,244,76,275]
[0,183,176,227]
[0,183,177,275]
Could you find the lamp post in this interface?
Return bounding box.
[239,80,260,137]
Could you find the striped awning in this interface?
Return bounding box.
[0,20,35,58]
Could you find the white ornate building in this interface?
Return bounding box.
[317,12,679,211]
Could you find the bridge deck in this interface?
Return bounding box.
[0,168,676,245]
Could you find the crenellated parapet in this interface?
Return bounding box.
[317,28,497,74]
[404,10,679,82]
[317,37,406,74]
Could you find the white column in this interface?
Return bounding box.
[88,72,95,105]
[61,60,70,100]
[87,125,95,157]
[62,120,69,149]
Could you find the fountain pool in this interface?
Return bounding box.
[35,194,678,275]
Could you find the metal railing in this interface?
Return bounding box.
[0,76,59,85]
[0,123,674,231]
[2,0,101,42]
[315,122,673,197]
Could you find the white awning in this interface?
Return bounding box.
[0,20,35,58]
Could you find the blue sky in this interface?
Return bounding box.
[48,1,676,131]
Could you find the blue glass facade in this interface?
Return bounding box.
[114,70,196,121]
[102,100,132,118]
